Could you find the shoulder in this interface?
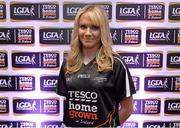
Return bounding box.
[113,53,126,68]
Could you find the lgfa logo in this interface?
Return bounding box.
[43,79,57,87]
[13,5,35,16]
[16,100,36,111]
[44,124,59,128]
[149,31,170,41]
[0,123,13,128]
[170,56,180,63]
[43,31,64,41]
[168,102,180,110]
[145,123,166,128]
[172,7,180,15]
[122,54,139,65]
[0,77,12,88]
[15,54,36,65]
[0,30,11,41]
[147,78,168,88]
[119,6,141,16]
[66,6,81,15]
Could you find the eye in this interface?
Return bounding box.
[91,25,99,30]
[79,25,87,29]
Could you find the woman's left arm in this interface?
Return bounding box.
[118,96,134,125]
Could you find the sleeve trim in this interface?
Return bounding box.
[113,56,131,97]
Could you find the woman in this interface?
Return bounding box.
[56,5,136,127]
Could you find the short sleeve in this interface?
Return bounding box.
[56,61,68,97]
[113,56,136,102]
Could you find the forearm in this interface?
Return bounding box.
[118,96,134,125]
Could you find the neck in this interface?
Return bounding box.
[82,47,99,65]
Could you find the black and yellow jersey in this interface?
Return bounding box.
[56,54,136,127]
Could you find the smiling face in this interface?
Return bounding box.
[78,12,101,51]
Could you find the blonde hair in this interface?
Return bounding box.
[67,5,113,73]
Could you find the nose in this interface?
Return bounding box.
[85,27,92,35]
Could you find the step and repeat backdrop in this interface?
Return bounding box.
[0,0,180,127]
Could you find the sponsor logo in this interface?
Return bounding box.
[0,122,14,128]
[40,76,58,91]
[145,53,162,68]
[12,51,59,69]
[93,77,108,83]
[0,29,12,42]
[63,2,112,21]
[77,74,90,79]
[164,99,180,114]
[14,53,37,65]
[145,76,180,92]
[11,4,36,17]
[175,77,180,91]
[0,75,35,91]
[145,76,171,92]
[18,76,35,91]
[16,100,37,111]
[116,3,164,21]
[169,3,180,21]
[176,29,180,43]
[42,99,59,114]
[143,121,168,128]
[110,28,141,45]
[120,53,140,67]
[121,121,138,128]
[41,4,59,19]
[42,52,59,68]
[0,2,6,20]
[13,99,40,114]
[132,76,140,91]
[40,28,72,44]
[10,2,59,21]
[116,4,143,19]
[0,98,9,113]
[0,28,35,44]
[13,98,59,114]
[0,51,8,68]
[16,28,34,44]
[167,52,180,69]
[41,121,62,128]
[68,91,98,125]
[143,121,180,128]
[146,28,180,45]
[133,98,160,114]
[0,76,13,89]
[0,121,36,128]
[147,4,164,20]
[118,52,162,68]
[144,99,160,114]
[18,121,36,128]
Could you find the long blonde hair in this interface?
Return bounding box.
[67,5,113,73]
